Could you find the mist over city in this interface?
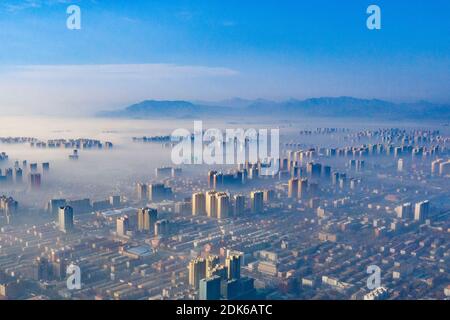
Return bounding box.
[0,0,449,308]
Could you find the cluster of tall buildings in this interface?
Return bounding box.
[31,138,113,149]
[58,206,74,233]
[116,207,168,237]
[136,183,173,202]
[0,160,49,189]
[155,166,182,178]
[188,254,254,300]
[0,152,8,161]
[192,189,265,218]
[47,195,122,215]
[395,200,430,222]
[431,158,450,176]
[0,196,18,223]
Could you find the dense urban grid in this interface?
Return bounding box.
[0,127,449,300]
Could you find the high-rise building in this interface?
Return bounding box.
[208,170,217,189]
[29,173,41,189]
[5,168,13,183]
[29,163,38,172]
[395,203,413,219]
[188,258,206,289]
[263,189,275,202]
[199,276,221,300]
[116,216,129,237]
[154,166,172,178]
[0,196,18,216]
[149,183,167,202]
[288,178,299,198]
[439,160,450,176]
[397,158,404,172]
[47,199,66,215]
[154,219,170,237]
[431,159,443,174]
[136,183,148,201]
[42,162,50,171]
[298,178,308,199]
[250,191,264,214]
[33,257,51,281]
[192,192,206,216]
[307,162,322,179]
[338,174,347,189]
[137,207,158,232]
[248,167,259,180]
[323,165,331,180]
[216,192,230,220]
[213,172,223,189]
[14,167,23,183]
[109,195,121,207]
[414,200,429,222]
[206,191,218,218]
[58,206,74,233]
[221,279,240,300]
[225,255,241,280]
[233,195,246,216]
[332,172,340,186]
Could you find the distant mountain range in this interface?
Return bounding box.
[97,97,450,120]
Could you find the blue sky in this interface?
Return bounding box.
[0,0,449,115]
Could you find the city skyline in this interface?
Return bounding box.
[0,0,449,305]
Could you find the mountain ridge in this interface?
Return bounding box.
[97,97,450,120]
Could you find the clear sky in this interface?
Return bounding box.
[0,0,449,115]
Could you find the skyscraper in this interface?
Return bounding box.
[323,165,331,180]
[298,178,308,199]
[29,173,41,189]
[206,191,218,218]
[215,172,226,188]
[397,158,404,172]
[250,191,264,214]
[192,192,206,216]
[14,167,23,184]
[188,258,206,289]
[148,183,167,202]
[58,206,74,233]
[154,219,170,237]
[48,199,66,215]
[137,207,158,232]
[233,194,246,216]
[414,200,430,222]
[216,192,230,220]
[199,276,221,300]
[395,203,413,219]
[263,189,275,202]
[109,195,121,207]
[136,183,148,201]
[225,255,241,280]
[288,178,299,198]
[208,170,217,189]
[307,162,322,179]
[116,216,129,237]
[439,160,450,176]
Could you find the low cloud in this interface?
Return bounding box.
[0,63,240,116]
